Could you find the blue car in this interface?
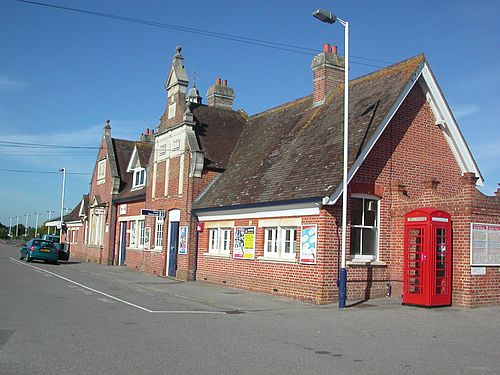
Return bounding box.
[20,239,59,264]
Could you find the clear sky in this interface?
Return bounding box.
[1,0,499,228]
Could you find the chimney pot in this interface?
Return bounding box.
[331,45,338,54]
[322,43,331,53]
[216,77,222,85]
[222,79,227,87]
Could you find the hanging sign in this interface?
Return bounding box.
[178,226,188,255]
[233,226,255,259]
[300,224,318,264]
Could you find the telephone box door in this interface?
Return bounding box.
[403,209,452,307]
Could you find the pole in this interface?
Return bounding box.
[25,214,29,239]
[9,217,12,237]
[16,216,19,237]
[47,210,54,234]
[34,212,40,238]
[338,18,349,309]
[59,168,66,243]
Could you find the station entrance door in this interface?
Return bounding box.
[403,208,452,307]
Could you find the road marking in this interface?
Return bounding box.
[9,258,225,315]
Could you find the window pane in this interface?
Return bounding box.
[351,198,363,225]
[350,227,361,256]
[364,199,377,226]
[362,228,377,256]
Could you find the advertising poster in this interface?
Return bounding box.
[144,227,151,250]
[179,226,188,255]
[233,226,255,259]
[300,224,317,264]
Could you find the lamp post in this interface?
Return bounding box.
[15,216,19,237]
[9,217,12,237]
[46,210,54,234]
[313,9,349,308]
[24,214,30,239]
[59,168,66,244]
[34,212,41,238]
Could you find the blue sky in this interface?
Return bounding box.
[1,0,499,228]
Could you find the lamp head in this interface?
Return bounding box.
[59,168,65,172]
[312,9,337,24]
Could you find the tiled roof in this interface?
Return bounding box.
[194,54,425,209]
[191,104,247,170]
[113,139,153,201]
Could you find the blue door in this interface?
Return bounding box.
[119,222,127,265]
[168,222,179,277]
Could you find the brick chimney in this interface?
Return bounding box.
[140,128,154,143]
[206,77,235,109]
[103,119,111,138]
[311,43,345,107]
[159,46,189,130]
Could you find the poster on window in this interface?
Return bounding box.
[233,226,255,259]
[178,226,188,255]
[471,223,500,265]
[144,227,151,250]
[300,224,317,264]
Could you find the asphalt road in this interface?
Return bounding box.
[1,242,499,375]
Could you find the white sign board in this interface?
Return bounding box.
[119,204,127,215]
[470,223,500,266]
[470,267,486,276]
[94,207,105,215]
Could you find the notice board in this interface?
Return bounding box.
[470,223,500,266]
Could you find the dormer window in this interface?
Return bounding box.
[132,168,146,189]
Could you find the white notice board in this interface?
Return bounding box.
[470,223,500,266]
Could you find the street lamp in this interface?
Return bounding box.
[59,168,66,244]
[313,8,349,309]
[15,216,19,237]
[8,216,13,237]
[34,212,41,238]
[24,214,30,239]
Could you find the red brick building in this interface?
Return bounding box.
[66,45,499,307]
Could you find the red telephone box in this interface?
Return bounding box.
[403,208,452,307]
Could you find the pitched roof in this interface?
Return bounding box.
[194,54,426,210]
[191,104,247,170]
[113,139,153,201]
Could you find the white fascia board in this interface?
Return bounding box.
[419,63,483,185]
[126,146,139,172]
[323,61,425,206]
[66,222,83,227]
[197,202,321,222]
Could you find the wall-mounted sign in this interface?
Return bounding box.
[407,217,426,222]
[300,224,318,264]
[470,267,486,276]
[119,204,127,215]
[141,209,166,218]
[196,222,204,232]
[94,207,105,215]
[178,226,188,255]
[471,223,500,266]
[233,226,255,259]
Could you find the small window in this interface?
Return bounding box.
[350,196,379,260]
[97,159,106,181]
[155,218,164,249]
[132,168,146,189]
[208,228,231,256]
[138,220,145,248]
[264,227,297,260]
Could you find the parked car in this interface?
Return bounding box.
[54,242,70,261]
[42,234,60,243]
[20,239,58,264]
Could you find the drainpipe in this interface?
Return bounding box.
[192,212,199,281]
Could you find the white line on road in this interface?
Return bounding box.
[9,258,226,315]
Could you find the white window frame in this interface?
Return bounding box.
[350,194,380,261]
[264,226,297,260]
[138,220,145,249]
[97,159,106,183]
[208,228,231,256]
[132,168,146,189]
[154,217,164,250]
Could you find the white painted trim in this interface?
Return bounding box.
[205,220,235,229]
[169,209,181,222]
[118,215,145,222]
[258,217,302,228]
[197,202,321,222]
[126,146,139,172]
[152,162,157,199]
[66,222,83,227]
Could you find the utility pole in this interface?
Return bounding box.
[59,168,66,243]
[34,212,41,238]
[8,217,12,237]
[24,214,30,239]
[15,216,19,237]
